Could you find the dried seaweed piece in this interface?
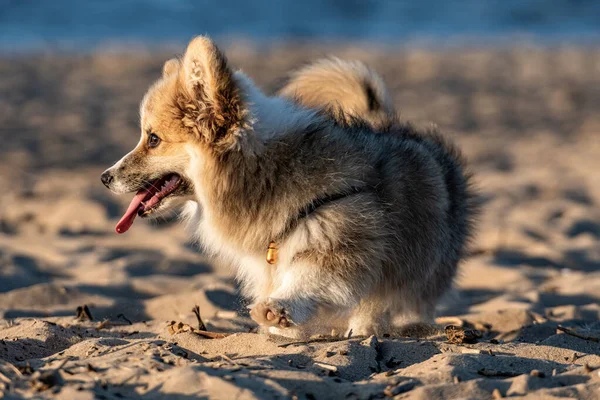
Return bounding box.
[445,325,481,344]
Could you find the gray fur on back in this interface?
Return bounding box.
[203,106,477,336]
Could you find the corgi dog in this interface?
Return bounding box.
[101,37,476,338]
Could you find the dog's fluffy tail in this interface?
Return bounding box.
[278,57,395,128]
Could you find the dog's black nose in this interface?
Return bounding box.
[101,171,114,188]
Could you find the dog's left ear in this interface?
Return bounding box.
[179,36,248,148]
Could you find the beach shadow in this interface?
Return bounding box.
[567,219,600,239]
[125,257,212,277]
[96,247,212,277]
[1,309,74,319]
[205,288,242,311]
[563,249,600,272]
[0,253,68,293]
[76,283,154,300]
[86,301,152,323]
[511,319,600,354]
[98,248,162,263]
[473,150,514,172]
[1,301,152,323]
[493,249,563,269]
[563,188,594,206]
[453,287,598,313]
[88,187,124,219]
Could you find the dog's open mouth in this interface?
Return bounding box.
[115,174,183,234]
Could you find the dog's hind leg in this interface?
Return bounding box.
[392,295,439,338]
[346,296,392,337]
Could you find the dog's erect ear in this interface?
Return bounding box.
[179,36,248,148]
[162,58,180,78]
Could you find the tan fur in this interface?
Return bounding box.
[178,37,251,151]
[278,57,395,128]
[162,58,180,78]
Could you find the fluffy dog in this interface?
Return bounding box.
[101,37,476,338]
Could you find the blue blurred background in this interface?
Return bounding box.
[1,0,599,51]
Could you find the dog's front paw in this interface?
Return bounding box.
[250,300,293,328]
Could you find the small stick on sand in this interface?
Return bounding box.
[116,313,133,325]
[192,305,207,331]
[96,319,132,330]
[218,354,239,366]
[166,320,230,339]
[0,370,11,383]
[194,330,230,339]
[556,325,599,343]
[477,368,520,378]
[278,336,361,348]
[313,362,338,373]
[75,305,93,321]
[2,361,23,377]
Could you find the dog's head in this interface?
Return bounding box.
[101,37,252,233]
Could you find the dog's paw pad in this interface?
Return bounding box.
[251,301,292,328]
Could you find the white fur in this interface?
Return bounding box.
[235,72,318,143]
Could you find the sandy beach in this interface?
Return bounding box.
[0,44,599,399]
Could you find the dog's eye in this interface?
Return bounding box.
[148,133,161,148]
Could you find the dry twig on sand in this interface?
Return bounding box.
[384,380,416,397]
[278,335,361,348]
[166,306,232,339]
[192,305,207,331]
[167,307,230,341]
[556,325,600,343]
[477,368,520,378]
[96,319,132,330]
[167,321,230,339]
[75,305,93,321]
[94,313,133,330]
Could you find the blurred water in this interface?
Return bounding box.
[1,0,599,50]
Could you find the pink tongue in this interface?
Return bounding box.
[115,189,149,234]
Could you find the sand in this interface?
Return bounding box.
[0,44,599,399]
